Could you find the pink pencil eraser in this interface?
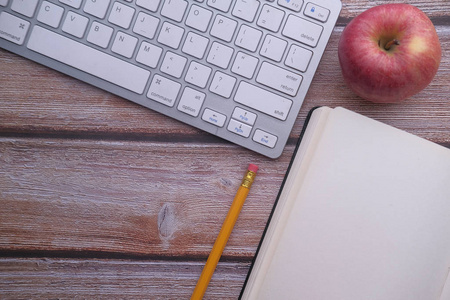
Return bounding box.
[248,164,258,173]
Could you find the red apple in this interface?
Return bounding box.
[338,4,441,103]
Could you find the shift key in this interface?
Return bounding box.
[234,82,292,121]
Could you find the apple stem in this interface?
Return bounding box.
[384,39,400,51]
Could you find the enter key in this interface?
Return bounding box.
[256,62,303,97]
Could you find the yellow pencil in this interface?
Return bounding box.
[191,164,259,300]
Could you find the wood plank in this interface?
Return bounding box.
[0,258,248,299]
[0,48,196,137]
[339,0,450,20]
[0,138,293,257]
[1,27,448,144]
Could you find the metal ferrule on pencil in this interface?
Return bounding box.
[241,170,257,189]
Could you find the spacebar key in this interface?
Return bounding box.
[27,26,150,94]
[234,82,292,121]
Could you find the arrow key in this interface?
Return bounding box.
[227,119,252,138]
[202,108,227,127]
[253,129,277,148]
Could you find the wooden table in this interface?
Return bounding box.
[1,1,449,298]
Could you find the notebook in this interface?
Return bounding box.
[240,106,450,300]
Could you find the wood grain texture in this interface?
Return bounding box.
[0,258,248,299]
[1,28,448,144]
[339,0,450,19]
[0,138,293,258]
[0,0,449,298]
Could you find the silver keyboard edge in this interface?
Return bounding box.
[0,0,342,159]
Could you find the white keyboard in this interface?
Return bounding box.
[0,0,341,158]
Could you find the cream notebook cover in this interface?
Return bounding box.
[241,107,450,300]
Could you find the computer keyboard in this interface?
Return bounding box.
[0,0,341,158]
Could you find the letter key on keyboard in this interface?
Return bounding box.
[0,0,342,158]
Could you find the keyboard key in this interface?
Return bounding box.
[108,2,135,29]
[111,31,138,58]
[231,52,259,79]
[160,51,187,78]
[62,11,89,38]
[232,0,260,22]
[59,0,82,9]
[285,44,312,72]
[232,107,257,125]
[0,11,30,45]
[260,35,287,62]
[147,74,181,107]
[227,119,252,138]
[0,0,8,7]
[27,26,150,94]
[136,0,161,12]
[253,129,277,148]
[11,0,39,17]
[234,82,292,121]
[278,0,303,12]
[161,0,188,22]
[37,1,64,28]
[157,22,184,49]
[209,71,236,98]
[182,32,209,59]
[210,15,237,42]
[87,21,114,48]
[202,109,227,127]
[257,4,285,32]
[304,3,330,22]
[84,0,111,19]
[186,5,212,32]
[256,62,302,96]
[207,0,232,12]
[136,41,163,68]
[235,25,262,52]
[185,61,211,88]
[282,15,323,47]
[133,12,160,39]
[177,87,205,117]
[207,42,234,69]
